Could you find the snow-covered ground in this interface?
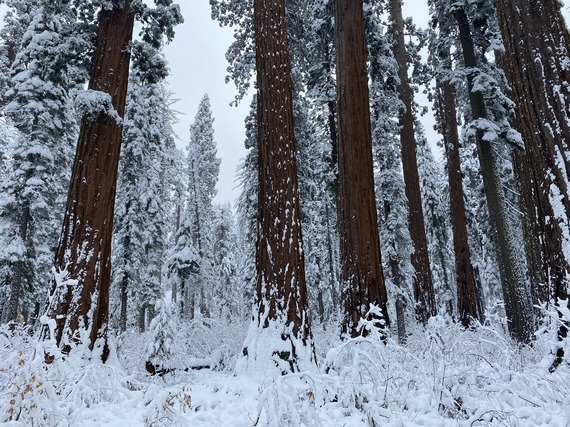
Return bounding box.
[2,316,570,426]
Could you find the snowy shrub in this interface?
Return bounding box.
[142,384,193,427]
[253,373,332,427]
[146,299,178,372]
[117,302,248,376]
[58,361,127,408]
[0,325,60,426]
[320,315,570,425]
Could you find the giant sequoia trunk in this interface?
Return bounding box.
[455,6,533,343]
[335,0,389,337]
[42,1,134,361]
[437,77,481,326]
[240,0,314,374]
[494,0,570,366]
[388,0,435,324]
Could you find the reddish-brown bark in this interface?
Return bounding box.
[494,0,570,364]
[335,0,389,337]
[44,1,134,360]
[437,78,480,326]
[388,0,436,323]
[252,0,313,367]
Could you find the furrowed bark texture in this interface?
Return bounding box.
[45,1,134,360]
[253,0,313,365]
[455,6,533,343]
[437,78,480,326]
[335,0,389,337]
[494,0,570,364]
[388,0,435,324]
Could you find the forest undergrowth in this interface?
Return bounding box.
[1,310,569,426]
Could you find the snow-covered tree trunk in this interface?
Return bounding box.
[454,5,533,343]
[43,1,134,361]
[388,0,436,324]
[335,0,389,337]
[494,0,570,366]
[238,0,315,375]
[437,77,480,326]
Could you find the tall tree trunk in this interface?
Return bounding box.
[242,0,314,374]
[437,77,480,326]
[42,1,134,361]
[388,0,435,323]
[335,0,389,337]
[455,6,533,343]
[494,0,570,366]
[3,205,30,323]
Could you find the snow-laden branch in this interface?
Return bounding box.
[74,90,123,125]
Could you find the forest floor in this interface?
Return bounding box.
[2,316,570,426]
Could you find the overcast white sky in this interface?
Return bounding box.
[163,1,251,206]
[1,1,569,205]
[171,1,433,205]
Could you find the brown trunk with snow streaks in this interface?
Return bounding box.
[43,1,134,361]
[437,78,480,326]
[252,0,313,369]
[335,0,389,337]
[494,0,570,367]
[455,6,533,343]
[388,0,435,324]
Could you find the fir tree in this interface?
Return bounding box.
[0,3,83,323]
[185,93,220,318]
[111,72,175,333]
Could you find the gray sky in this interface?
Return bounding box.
[169,1,434,205]
[163,1,251,206]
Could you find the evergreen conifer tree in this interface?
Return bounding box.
[238,0,316,375]
[184,94,220,318]
[0,3,85,323]
[111,72,175,333]
[335,0,389,337]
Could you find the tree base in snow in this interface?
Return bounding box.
[235,318,316,377]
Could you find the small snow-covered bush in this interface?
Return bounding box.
[321,314,570,425]
[0,324,59,426]
[142,384,192,426]
[252,372,334,426]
